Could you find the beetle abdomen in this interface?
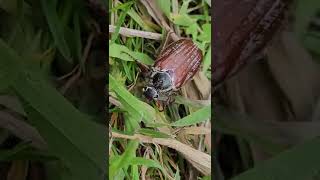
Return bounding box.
[154,39,203,89]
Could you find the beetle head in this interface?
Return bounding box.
[143,86,159,101]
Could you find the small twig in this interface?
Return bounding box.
[109,25,162,40]
[127,72,140,92]
[60,32,95,94]
[60,69,81,95]
[56,65,79,81]
[187,4,203,13]
[80,32,95,71]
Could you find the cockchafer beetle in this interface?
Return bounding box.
[138,38,203,105]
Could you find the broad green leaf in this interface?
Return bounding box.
[130,157,165,173]
[40,0,72,62]
[0,39,106,180]
[45,160,73,180]
[170,13,195,26]
[174,168,181,180]
[21,94,105,180]
[0,39,20,91]
[171,105,211,127]
[109,74,156,124]
[204,0,211,7]
[294,0,320,40]
[179,0,191,15]
[232,137,320,180]
[127,8,155,32]
[186,23,199,40]
[124,113,140,132]
[198,23,211,42]
[156,0,171,18]
[202,46,211,72]
[109,43,154,65]
[131,165,139,180]
[303,35,320,55]
[0,142,30,161]
[201,176,211,180]
[109,140,139,178]
[0,147,58,162]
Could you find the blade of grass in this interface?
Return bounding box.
[0,39,106,179]
[231,137,320,180]
[171,105,211,127]
[40,0,72,62]
[109,140,139,178]
[130,157,165,173]
[110,1,133,44]
[137,128,171,138]
[109,74,156,124]
[109,42,154,65]
[202,46,211,72]
[73,12,82,63]
[155,0,171,18]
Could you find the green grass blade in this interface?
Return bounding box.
[109,74,156,124]
[110,2,133,44]
[202,45,211,72]
[137,128,171,138]
[171,105,211,127]
[73,12,82,64]
[294,0,320,40]
[40,0,72,63]
[130,157,165,172]
[127,8,156,32]
[0,39,106,179]
[155,0,171,18]
[231,137,320,180]
[109,140,139,178]
[109,42,154,65]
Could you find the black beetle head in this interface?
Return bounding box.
[143,86,159,100]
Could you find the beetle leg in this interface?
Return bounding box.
[156,100,165,112]
[156,94,168,101]
[164,92,176,104]
[168,95,175,104]
[135,60,151,78]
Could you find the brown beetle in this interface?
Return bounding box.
[140,39,203,103]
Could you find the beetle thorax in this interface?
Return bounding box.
[150,71,173,92]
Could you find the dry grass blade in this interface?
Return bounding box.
[192,71,211,99]
[112,131,211,175]
[267,31,320,120]
[181,127,211,135]
[0,111,47,149]
[0,95,26,116]
[109,25,162,40]
[139,0,167,29]
[109,96,122,107]
[139,0,179,41]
